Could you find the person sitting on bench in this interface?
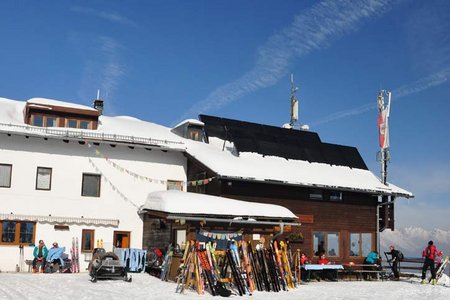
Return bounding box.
[32,240,48,273]
[317,254,338,281]
[363,250,381,280]
[300,252,311,282]
[47,242,65,273]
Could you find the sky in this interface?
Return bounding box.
[0,0,449,235]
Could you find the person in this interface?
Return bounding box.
[300,252,310,282]
[317,254,337,281]
[421,240,442,285]
[47,242,65,273]
[32,240,48,273]
[363,250,381,280]
[386,245,401,280]
[315,241,325,256]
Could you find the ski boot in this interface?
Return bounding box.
[32,268,37,273]
[431,279,437,285]
[421,279,426,284]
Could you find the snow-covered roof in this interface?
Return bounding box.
[27,97,98,112]
[185,137,413,198]
[173,118,204,128]
[0,97,185,150]
[141,190,298,220]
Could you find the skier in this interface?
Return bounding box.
[386,245,401,280]
[421,240,442,285]
[32,240,48,273]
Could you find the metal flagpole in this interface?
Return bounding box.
[376,90,392,254]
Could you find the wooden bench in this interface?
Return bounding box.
[339,264,387,281]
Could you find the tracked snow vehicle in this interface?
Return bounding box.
[89,248,132,283]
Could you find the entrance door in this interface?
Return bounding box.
[113,231,130,248]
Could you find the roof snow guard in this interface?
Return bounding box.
[0,213,119,227]
[0,122,185,150]
[140,190,298,222]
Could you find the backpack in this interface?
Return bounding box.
[397,251,404,260]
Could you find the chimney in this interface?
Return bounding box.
[93,90,104,115]
[93,99,104,115]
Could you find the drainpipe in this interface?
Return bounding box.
[272,222,285,240]
[376,197,395,254]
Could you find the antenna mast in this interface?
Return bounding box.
[289,74,299,128]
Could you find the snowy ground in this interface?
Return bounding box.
[0,272,449,300]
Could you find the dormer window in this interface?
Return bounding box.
[24,98,99,130]
[171,119,206,142]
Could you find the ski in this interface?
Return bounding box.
[433,255,449,283]
[226,249,245,296]
[75,237,80,273]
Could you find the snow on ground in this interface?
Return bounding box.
[0,273,449,300]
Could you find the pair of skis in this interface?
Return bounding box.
[429,255,449,284]
[71,237,80,273]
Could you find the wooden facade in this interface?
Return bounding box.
[186,156,379,264]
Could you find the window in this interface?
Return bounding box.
[114,231,130,248]
[81,229,95,252]
[0,221,35,245]
[174,229,186,250]
[32,115,44,126]
[350,233,373,257]
[46,117,57,127]
[167,180,183,191]
[313,231,340,256]
[309,189,323,200]
[80,121,90,129]
[67,119,77,128]
[82,173,101,197]
[36,167,52,190]
[330,191,343,201]
[66,119,92,129]
[0,164,12,188]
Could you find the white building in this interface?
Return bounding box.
[0,97,187,272]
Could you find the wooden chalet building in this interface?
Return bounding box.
[172,115,413,263]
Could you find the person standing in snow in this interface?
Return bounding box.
[421,240,442,285]
[386,245,401,280]
[32,240,48,273]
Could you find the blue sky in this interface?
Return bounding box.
[1,0,449,230]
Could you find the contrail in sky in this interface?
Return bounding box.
[177,0,391,123]
[311,66,450,127]
[71,6,137,27]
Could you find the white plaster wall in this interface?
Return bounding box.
[0,133,187,271]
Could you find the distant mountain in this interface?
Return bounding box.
[381,227,450,258]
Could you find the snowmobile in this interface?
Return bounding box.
[88,248,132,283]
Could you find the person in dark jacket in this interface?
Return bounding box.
[421,241,442,285]
[32,240,48,273]
[386,245,401,280]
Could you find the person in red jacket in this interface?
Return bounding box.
[300,252,310,282]
[421,240,442,285]
[317,254,337,281]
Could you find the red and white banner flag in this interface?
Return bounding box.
[378,92,391,149]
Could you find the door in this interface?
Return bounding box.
[113,231,130,248]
